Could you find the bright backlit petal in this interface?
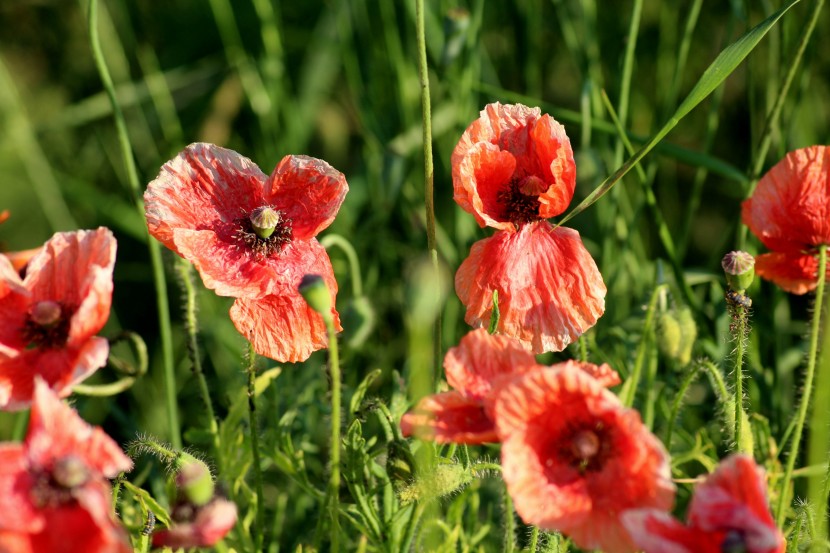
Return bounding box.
[754,251,828,295]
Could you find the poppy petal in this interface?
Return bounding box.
[0,445,42,533]
[152,498,237,549]
[622,509,709,553]
[0,255,26,299]
[753,251,828,295]
[400,391,498,444]
[455,221,606,353]
[742,146,830,253]
[265,155,349,240]
[145,143,268,254]
[550,359,621,388]
[25,380,133,478]
[453,142,517,230]
[443,328,538,400]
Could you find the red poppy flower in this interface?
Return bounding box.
[0,228,115,411]
[0,379,133,553]
[153,497,237,549]
[742,146,830,294]
[492,367,674,553]
[623,454,784,553]
[401,328,620,444]
[145,143,348,362]
[452,103,605,353]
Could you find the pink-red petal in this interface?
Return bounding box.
[742,146,830,253]
[443,328,538,400]
[144,143,268,254]
[455,221,606,353]
[622,509,712,553]
[153,498,238,549]
[25,380,133,478]
[400,391,498,444]
[0,445,42,534]
[264,155,349,240]
[550,359,622,388]
[754,251,827,295]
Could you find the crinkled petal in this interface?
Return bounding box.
[153,499,238,549]
[549,360,621,388]
[622,509,712,553]
[0,338,109,412]
[229,247,340,363]
[451,103,575,228]
[688,455,784,553]
[401,391,497,444]
[455,221,606,353]
[443,328,538,400]
[144,143,268,253]
[25,380,133,477]
[265,155,349,240]
[493,368,674,553]
[754,252,826,295]
[0,445,43,533]
[23,229,115,343]
[742,146,830,252]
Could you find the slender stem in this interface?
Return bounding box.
[175,260,222,463]
[732,301,748,453]
[621,285,664,407]
[87,0,180,449]
[320,234,364,297]
[12,410,29,441]
[776,245,827,525]
[503,483,516,553]
[245,344,265,550]
[665,366,699,450]
[401,502,427,553]
[415,0,442,383]
[529,526,540,552]
[326,314,342,552]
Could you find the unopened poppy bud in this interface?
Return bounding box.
[721,251,755,293]
[30,300,62,327]
[397,463,471,504]
[676,307,697,366]
[176,455,214,507]
[249,206,281,239]
[299,274,333,321]
[656,311,681,360]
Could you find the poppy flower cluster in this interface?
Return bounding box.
[0,379,133,553]
[0,228,116,410]
[623,454,784,553]
[742,145,830,294]
[145,143,349,362]
[452,102,606,353]
[401,328,674,553]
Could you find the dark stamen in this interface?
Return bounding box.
[22,301,71,349]
[233,207,293,260]
[496,176,545,227]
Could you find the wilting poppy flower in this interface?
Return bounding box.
[742,145,830,294]
[145,143,348,362]
[623,454,784,553]
[0,228,116,410]
[153,497,237,549]
[401,328,618,444]
[492,367,674,553]
[0,379,133,553]
[452,103,605,353]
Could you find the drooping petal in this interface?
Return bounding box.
[452,103,575,228]
[455,221,606,353]
[265,155,349,240]
[742,146,830,253]
[550,359,621,388]
[228,237,341,362]
[622,509,713,553]
[25,380,132,478]
[0,445,43,534]
[144,143,268,254]
[0,338,109,412]
[443,328,539,400]
[152,499,237,549]
[493,368,674,553]
[754,251,827,295]
[687,455,784,553]
[400,391,498,444]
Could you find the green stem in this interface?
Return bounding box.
[326,314,342,552]
[415,0,442,384]
[665,366,699,450]
[175,262,221,456]
[245,345,265,551]
[401,502,426,553]
[529,526,540,552]
[733,302,748,453]
[776,244,827,525]
[87,0,180,449]
[503,483,516,553]
[621,285,664,407]
[320,234,364,297]
[12,410,29,441]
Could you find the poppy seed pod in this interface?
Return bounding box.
[722,251,755,293]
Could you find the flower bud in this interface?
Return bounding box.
[721,251,755,293]
[676,307,697,366]
[299,274,333,322]
[249,206,281,239]
[656,311,681,360]
[176,455,214,507]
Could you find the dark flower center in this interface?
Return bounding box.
[22,300,71,349]
[234,205,293,260]
[30,455,90,508]
[559,423,611,474]
[496,175,546,227]
[720,530,747,553]
[171,500,199,523]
